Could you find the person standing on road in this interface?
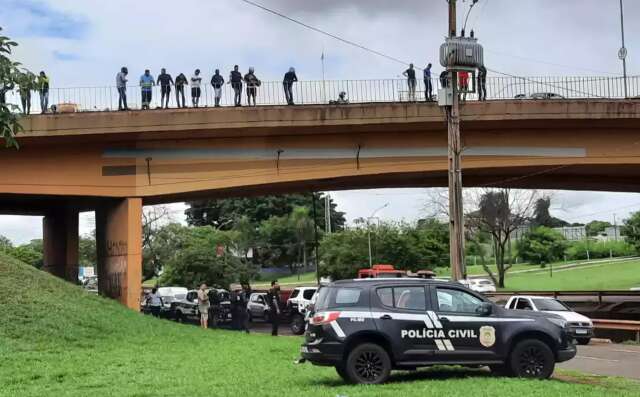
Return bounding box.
[175,73,188,108]
[403,63,417,102]
[37,71,49,114]
[147,287,163,317]
[477,64,487,101]
[210,69,224,107]
[139,69,155,110]
[423,63,433,102]
[190,69,203,108]
[116,67,129,111]
[157,68,174,109]
[268,280,281,336]
[244,67,260,107]
[283,67,298,105]
[197,284,210,329]
[229,65,243,107]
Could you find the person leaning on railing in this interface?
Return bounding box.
[210,69,224,107]
[175,73,188,108]
[139,69,155,110]
[116,66,129,111]
[283,67,298,105]
[157,68,174,109]
[229,65,243,107]
[190,69,202,108]
[37,71,49,114]
[403,63,417,102]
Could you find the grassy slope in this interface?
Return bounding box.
[1,253,638,397]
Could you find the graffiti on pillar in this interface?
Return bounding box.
[107,240,128,256]
[100,256,126,301]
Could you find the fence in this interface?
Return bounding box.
[3,75,640,114]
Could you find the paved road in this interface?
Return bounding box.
[559,342,640,380]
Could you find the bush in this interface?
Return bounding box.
[516,226,567,265]
[565,240,636,260]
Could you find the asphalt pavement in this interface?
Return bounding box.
[559,342,640,380]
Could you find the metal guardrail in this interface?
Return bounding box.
[592,319,640,343]
[3,75,640,114]
[487,290,640,304]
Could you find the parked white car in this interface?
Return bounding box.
[505,295,594,345]
[286,286,318,335]
[458,278,496,293]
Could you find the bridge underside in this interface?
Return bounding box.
[2,100,640,309]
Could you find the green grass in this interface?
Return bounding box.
[503,259,640,291]
[1,252,638,396]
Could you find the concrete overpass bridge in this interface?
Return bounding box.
[2,99,640,308]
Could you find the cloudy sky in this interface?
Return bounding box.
[1,0,639,243]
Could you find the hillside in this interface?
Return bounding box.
[1,253,638,397]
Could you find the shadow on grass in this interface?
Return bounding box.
[311,366,495,387]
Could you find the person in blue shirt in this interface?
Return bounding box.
[423,63,433,101]
[139,69,155,109]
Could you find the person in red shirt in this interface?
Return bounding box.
[458,71,469,101]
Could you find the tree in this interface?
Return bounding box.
[78,236,96,267]
[516,227,567,265]
[467,189,537,287]
[185,193,345,232]
[532,197,569,228]
[0,27,26,148]
[585,220,612,237]
[141,205,173,279]
[622,211,640,252]
[0,235,12,251]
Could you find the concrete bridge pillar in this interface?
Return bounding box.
[96,198,142,310]
[42,206,79,282]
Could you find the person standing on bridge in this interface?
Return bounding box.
[197,283,210,329]
[37,71,50,114]
[403,63,417,102]
[458,70,469,101]
[423,63,433,102]
[175,73,188,108]
[283,67,298,105]
[477,65,487,101]
[139,69,155,110]
[244,67,261,107]
[157,68,174,109]
[229,65,243,107]
[211,69,224,107]
[116,67,129,111]
[191,69,202,108]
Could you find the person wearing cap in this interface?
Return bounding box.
[116,67,129,111]
[190,69,203,108]
[244,67,261,107]
[283,67,298,105]
[197,284,210,329]
[139,69,155,110]
[210,69,224,107]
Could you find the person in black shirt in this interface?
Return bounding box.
[403,63,417,102]
[267,280,281,336]
[229,65,243,107]
[283,67,298,105]
[439,70,449,88]
[157,68,174,109]
[175,73,188,108]
[477,65,487,101]
[423,63,433,102]
[244,67,261,107]
[210,69,224,107]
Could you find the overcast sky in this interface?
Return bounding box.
[1,0,639,244]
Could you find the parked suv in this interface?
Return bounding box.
[287,287,317,335]
[300,278,576,384]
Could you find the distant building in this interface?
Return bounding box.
[600,226,624,241]
[553,226,586,241]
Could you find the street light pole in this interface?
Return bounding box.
[447,0,466,281]
[367,203,389,268]
[619,0,628,98]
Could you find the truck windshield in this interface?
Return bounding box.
[533,298,570,311]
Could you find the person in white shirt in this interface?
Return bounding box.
[191,69,202,108]
[146,287,163,317]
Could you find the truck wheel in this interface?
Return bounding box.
[335,364,349,382]
[576,338,590,345]
[290,314,306,335]
[345,343,391,384]
[509,339,555,379]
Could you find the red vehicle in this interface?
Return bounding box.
[358,264,437,279]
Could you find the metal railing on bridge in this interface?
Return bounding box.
[3,75,640,114]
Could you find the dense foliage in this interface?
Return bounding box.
[0,27,26,148]
[516,227,567,265]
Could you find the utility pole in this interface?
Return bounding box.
[619,0,628,98]
[447,0,466,281]
[324,194,332,234]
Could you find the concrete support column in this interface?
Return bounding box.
[96,198,142,310]
[42,207,79,282]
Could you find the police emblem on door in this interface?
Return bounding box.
[479,326,496,347]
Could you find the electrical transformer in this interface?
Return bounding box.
[439,36,484,69]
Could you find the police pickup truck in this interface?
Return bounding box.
[300,278,576,384]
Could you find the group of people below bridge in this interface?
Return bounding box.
[115,66,298,111]
[403,62,488,102]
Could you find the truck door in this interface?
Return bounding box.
[429,286,503,361]
[373,285,436,362]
